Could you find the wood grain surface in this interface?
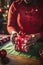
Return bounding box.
[0,55,43,65]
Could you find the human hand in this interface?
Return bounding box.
[10,31,25,43]
[10,31,18,43]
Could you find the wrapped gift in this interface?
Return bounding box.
[15,34,32,53]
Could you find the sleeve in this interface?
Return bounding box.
[7,2,19,34]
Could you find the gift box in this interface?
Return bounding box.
[15,34,32,53]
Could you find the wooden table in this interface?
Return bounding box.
[0,55,43,65]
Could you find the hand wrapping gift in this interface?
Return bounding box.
[11,31,40,53]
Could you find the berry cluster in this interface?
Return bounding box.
[0,35,10,46]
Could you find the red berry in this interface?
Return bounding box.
[39,48,43,59]
[0,49,7,58]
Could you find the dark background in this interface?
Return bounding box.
[0,0,12,34]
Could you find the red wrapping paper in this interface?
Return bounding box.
[15,35,31,52]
